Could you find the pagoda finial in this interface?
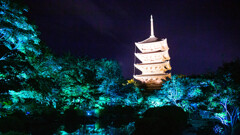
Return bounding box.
[150,15,155,38]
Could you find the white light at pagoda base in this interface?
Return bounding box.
[133,15,171,90]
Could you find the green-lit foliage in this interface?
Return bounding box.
[0,51,34,93]
[145,75,208,112]
[121,86,143,106]
[0,0,58,115]
[0,0,43,115]
[53,55,124,111]
[201,82,239,132]
[144,73,239,128]
[0,0,40,57]
[144,73,239,134]
[96,59,122,93]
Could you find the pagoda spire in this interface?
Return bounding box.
[150,15,155,38]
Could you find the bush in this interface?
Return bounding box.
[63,108,95,133]
[40,107,59,122]
[98,105,136,128]
[134,106,188,135]
[63,107,86,122]
[99,105,135,118]
[0,111,27,133]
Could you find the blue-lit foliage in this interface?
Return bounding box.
[0,0,41,58]
[142,73,240,134]
[0,0,43,117]
[145,75,208,112]
[213,124,224,134]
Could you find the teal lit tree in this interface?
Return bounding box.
[0,0,41,59]
[0,0,39,94]
[146,75,206,112]
[0,0,57,116]
[55,56,97,111]
[96,59,122,92]
[202,81,240,134]
[0,0,39,93]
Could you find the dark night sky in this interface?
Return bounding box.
[24,0,240,79]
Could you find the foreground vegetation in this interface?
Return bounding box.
[1,0,240,134]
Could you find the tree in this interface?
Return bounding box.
[0,0,59,116]
[217,58,240,85]
[0,0,41,59]
[202,82,240,134]
[0,0,42,94]
[146,75,206,112]
[96,59,123,93]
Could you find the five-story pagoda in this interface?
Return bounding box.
[133,15,171,90]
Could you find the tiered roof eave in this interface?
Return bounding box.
[135,38,169,53]
[134,50,170,63]
[134,61,171,75]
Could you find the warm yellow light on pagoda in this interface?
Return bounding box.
[133,15,171,90]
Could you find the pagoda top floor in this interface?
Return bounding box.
[135,38,169,53]
[136,36,164,44]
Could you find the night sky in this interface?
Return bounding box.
[25,0,240,79]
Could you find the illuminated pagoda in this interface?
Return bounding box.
[133,15,171,90]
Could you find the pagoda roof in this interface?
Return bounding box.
[133,73,171,86]
[135,38,168,53]
[134,61,171,75]
[135,51,170,63]
[134,73,170,77]
[135,60,169,65]
[136,36,161,44]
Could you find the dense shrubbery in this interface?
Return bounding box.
[134,106,188,135]
[144,62,240,134]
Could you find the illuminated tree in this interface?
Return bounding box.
[201,81,240,134]
[0,0,41,59]
[0,0,58,116]
[96,59,122,93]
[146,75,205,112]
[0,0,43,93]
